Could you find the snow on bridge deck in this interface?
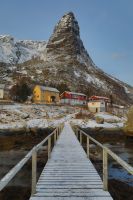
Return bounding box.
[30,122,113,200]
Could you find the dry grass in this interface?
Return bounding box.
[124,106,133,136]
[75,112,94,119]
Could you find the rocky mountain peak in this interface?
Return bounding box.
[46,12,92,66]
[54,12,79,35]
[0,35,14,44]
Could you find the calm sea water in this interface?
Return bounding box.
[104,140,133,186]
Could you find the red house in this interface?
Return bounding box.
[60,91,87,105]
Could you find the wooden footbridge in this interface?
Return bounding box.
[0,122,133,199]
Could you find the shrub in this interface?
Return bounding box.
[95,116,104,124]
[124,106,133,135]
[10,78,32,102]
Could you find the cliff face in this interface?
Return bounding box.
[44,12,132,104]
[0,12,133,105]
[46,12,93,66]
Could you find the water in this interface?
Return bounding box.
[82,128,133,187]
[106,141,133,186]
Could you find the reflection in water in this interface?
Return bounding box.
[104,141,133,186]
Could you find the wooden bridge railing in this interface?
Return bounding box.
[75,127,133,191]
[0,123,64,196]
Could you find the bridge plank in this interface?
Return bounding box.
[30,197,113,200]
[29,122,113,200]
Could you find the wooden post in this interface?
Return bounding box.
[76,128,78,138]
[103,148,108,191]
[31,149,37,196]
[87,137,89,158]
[48,137,51,159]
[56,129,58,139]
[60,124,62,132]
[80,131,82,145]
[54,130,56,144]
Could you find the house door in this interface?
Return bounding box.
[51,96,56,102]
[96,108,98,112]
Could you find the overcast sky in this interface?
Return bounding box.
[0,0,133,86]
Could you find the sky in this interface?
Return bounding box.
[0,0,133,86]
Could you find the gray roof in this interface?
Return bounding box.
[0,84,5,89]
[40,86,59,93]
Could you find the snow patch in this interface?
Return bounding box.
[74,71,80,77]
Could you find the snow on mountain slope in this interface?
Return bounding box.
[0,35,46,64]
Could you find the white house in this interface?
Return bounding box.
[0,84,5,99]
[88,101,106,112]
[88,96,110,112]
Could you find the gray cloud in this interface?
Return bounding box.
[111,53,126,60]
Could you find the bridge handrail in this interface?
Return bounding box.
[0,123,64,194]
[76,127,133,191]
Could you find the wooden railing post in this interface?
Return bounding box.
[76,128,78,138]
[58,126,60,136]
[48,136,51,159]
[80,131,82,145]
[31,149,37,196]
[54,130,56,144]
[87,137,89,158]
[61,124,63,131]
[57,127,59,138]
[103,147,108,191]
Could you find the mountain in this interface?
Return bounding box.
[0,12,133,105]
[0,35,46,64]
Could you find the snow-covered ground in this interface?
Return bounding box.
[0,104,79,132]
[0,104,125,132]
[71,119,124,129]
[95,112,122,121]
[71,112,125,129]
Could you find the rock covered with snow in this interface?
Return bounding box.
[46,12,93,66]
[0,104,79,133]
[71,112,125,129]
[0,35,46,64]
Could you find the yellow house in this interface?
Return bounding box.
[33,85,60,104]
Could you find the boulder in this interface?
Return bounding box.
[95,116,104,124]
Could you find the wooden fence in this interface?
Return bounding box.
[75,127,133,191]
[0,124,64,195]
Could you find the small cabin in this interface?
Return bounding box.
[88,96,110,112]
[33,85,60,104]
[0,84,5,99]
[60,91,87,106]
